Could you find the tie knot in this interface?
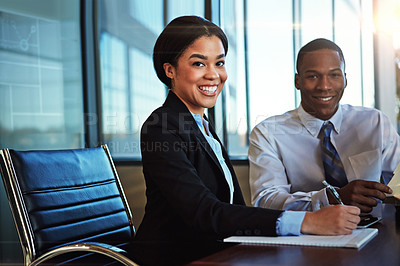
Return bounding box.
[321,122,333,138]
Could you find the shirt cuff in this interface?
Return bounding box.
[276,211,306,236]
[310,188,330,210]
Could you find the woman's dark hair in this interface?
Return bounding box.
[153,16,228,89]
[296,38,345,73]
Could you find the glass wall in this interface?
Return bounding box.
[245,0,375,132]
[0,0,83,150]
[98,0,165,158]
[219,0,248,157]
[0,1,83,263]
[301,0,333,42]
[334,0,375,107]
[166,0,204,21]
[98,0,205,158]
[245,0,295,130]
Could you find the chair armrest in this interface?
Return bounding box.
[31,242,138,266]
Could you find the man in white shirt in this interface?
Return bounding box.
[249,38,399,214]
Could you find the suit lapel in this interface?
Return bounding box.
[206,113,244,203]
[191,117,225,175]
[162,90,238,184]
[162,91,225,176]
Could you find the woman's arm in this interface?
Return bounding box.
[141,110,283,238]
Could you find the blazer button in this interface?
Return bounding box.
[236,230,243,235]
[244,229,252,235]
[254,229,261,235]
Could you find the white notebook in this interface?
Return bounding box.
[224,228,378,249]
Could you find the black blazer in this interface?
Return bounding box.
[135,91,283,242]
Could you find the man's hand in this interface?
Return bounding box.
[301,205,360,235]
[332,180,393,213]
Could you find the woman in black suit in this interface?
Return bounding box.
[135,16,360,244]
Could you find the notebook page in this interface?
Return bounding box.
[224,228,378,249]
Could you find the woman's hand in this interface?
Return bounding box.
[300,205,360,235]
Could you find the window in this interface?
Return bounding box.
[244,0,375,133]
[166,0,204,21]
[334,0,374,107]
[0,0,83,150]
[218,0,248,157]
[98,0,205,158]
[245,0,295,130]
[98,0,165,158]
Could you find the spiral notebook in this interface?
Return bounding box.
[224,228,378,249]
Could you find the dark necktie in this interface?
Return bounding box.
[321,122,348,188]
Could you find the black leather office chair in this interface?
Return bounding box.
[0,145,138,265]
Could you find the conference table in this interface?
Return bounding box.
[8,203,399,265]
[187,204,400,266]
[38,203,400,265]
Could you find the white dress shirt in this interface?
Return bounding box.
[249,104,400,212]
[192,113,234,203]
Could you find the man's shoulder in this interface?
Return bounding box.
[341,104,385,118]
[251,109,300,136]
[341,104,378,112]
[340,104,393,131]
[255,110,298,126]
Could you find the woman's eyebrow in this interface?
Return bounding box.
[189,53,207,60]
[189,53,226,60]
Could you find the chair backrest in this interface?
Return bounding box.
[0,145,134,264]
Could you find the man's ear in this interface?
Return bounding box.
[163,63,175,79]
[295,73,300,90]
[344,73,347,88]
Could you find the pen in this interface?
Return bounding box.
[322,180,344,205]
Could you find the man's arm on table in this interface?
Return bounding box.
[249,127,329,211]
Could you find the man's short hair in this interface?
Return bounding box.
[296,38,345,73]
